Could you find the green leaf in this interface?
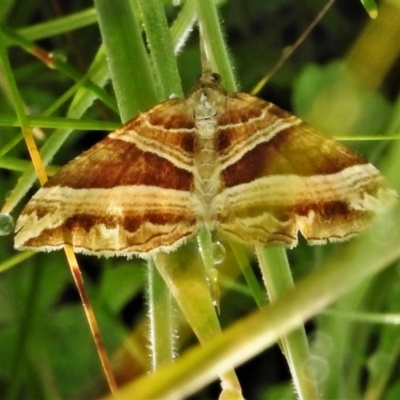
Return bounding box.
[360,0,378,19]
[94,0,158,121]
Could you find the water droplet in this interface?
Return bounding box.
[206,267,220,311]
[169,93,179,99]
[49,51,67,63]
[311,331,334,356]
[212,241,226,264]
[0,213,15,236]
[207,267,219,284]
[172,0,181,6]
[303,355,329,383]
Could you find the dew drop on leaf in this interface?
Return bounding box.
[303,355,329,383]
[212,241,226,265]
[0,213,15,236]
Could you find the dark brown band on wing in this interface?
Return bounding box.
[215,95,266,153]
[221,126,368,188]
[46,137,193,190]
[21,211,197,253]
[148,109,195,131]
[293,200,350,219]
[219,198,374,248]
[225,200,356,222]
[122,119,196,155]
[218,95,264,126]
[61,212,196,233]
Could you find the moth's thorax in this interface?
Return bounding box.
[190,85,224,227]
[187,71,227,127]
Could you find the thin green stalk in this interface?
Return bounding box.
[136,0,183,98]
[16,8,98,40]
[229,243,266,308]
[94,0,181,376]
[317,280,373,398]
[0,27,30,138]
[256,245,320,400]
[0,250,35,273]
[170,0,197,53]
[147,260,175,370]
[4,265,43,400]
[0,156,43,173]
[360,0,378,18]
[4,46,110,213]
[0,134,23,157]
[94,0,158,121]
[364,326,400,399]
[196,0,236,91]
[42,57,116,117]
[0,115,117,131]
[2,26,118,112]
[170,0,230,55]
[153,244,242,397]
[102,204,400,399]
[197,227,220,308]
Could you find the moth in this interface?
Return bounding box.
[14,69,395,257]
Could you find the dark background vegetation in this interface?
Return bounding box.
[1,0,400,399]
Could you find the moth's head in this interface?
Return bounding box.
[187,71,227,99]
[186,71,228,120]
[197,71,222,87]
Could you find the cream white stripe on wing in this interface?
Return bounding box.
[216,102,279,130]
[30,185,193,211]
[215,164,384,209]
[111,118,194,171]
[219,110,300,169]
[15,186,194,245]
